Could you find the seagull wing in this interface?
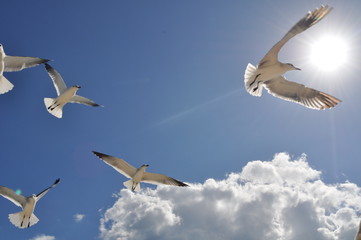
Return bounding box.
[4,56,49,72]
[35,178,60,201]
[92,151,137,178]
[142,172,188,187]
[45,63,67,95]
[258,5,332,67]
[70,95,102,107]
[264,76,341,110]
[0,186,26,208]
[355,220,361,240]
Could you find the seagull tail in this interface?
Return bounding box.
[123,180,140,192]
[0,75,14,94]
[244,63,263,97]
[8,211,39,228]
[44,97,63,118]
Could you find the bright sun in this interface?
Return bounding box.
[310,35,348,71]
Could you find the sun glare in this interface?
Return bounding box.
[310,35,348,71]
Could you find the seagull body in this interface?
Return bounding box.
[0,178,60,228]
[92,151,188,192]
[44,63,101,118]
[0,44,49,94]
[244,5,341,110]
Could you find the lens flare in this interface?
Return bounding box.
[15,189,22,195]
[310,35,348,71]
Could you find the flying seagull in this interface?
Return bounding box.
[244,5,341,110]
[0,178,60,228]
[44,63,101,118]
[0,44,49,94]
[92,151,189,192]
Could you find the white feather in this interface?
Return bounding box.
[8,211,39,229]
[44,98,63,118]
[0,75,14,94]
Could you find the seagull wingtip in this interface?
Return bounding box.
[92,151,105,159]
[44,63,52,69]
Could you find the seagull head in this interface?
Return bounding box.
[73,85,81,89]
[142,164,149,168]
[285,63,301,71]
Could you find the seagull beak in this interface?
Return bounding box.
[295,67,301,71]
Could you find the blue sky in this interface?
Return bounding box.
[0,0,361,239]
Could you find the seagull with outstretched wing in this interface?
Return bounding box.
[0,44,49,94]
[0,178,60,228]
[44,63,102,118]
[244,5,341,110]
[93,151,188,192]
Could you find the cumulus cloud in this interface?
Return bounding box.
[99,153,361,240]
[74,213,86,223]
[29,235,55,240]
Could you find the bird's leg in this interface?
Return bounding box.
[131,183,136,192]
[48,102,55,110]
[249,74,261,87]
[21,215,26,227]
[50,103,60,111]
[253,81,260,92]
[48,101,60,110]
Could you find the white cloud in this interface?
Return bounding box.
[29,234,55,240]
[74,213,86,223]
[99,153,361,240]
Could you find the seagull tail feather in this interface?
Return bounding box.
[0,75,14,94]
[123,180,140,192]
[44,97,63,118]
[8,211,39,228]
[244,63,263,97]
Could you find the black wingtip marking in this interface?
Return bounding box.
[179,182,189,187]
[180,181,189,187]
[54,178,60,185]
[42,59,51,64]
[92,151,106,159]
[173,178,189,187]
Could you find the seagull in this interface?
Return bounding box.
[244,5,341,110]
[0,178,60,228]
[44,63,102,118]
[0,44,49,94]
[92,151,189,192]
